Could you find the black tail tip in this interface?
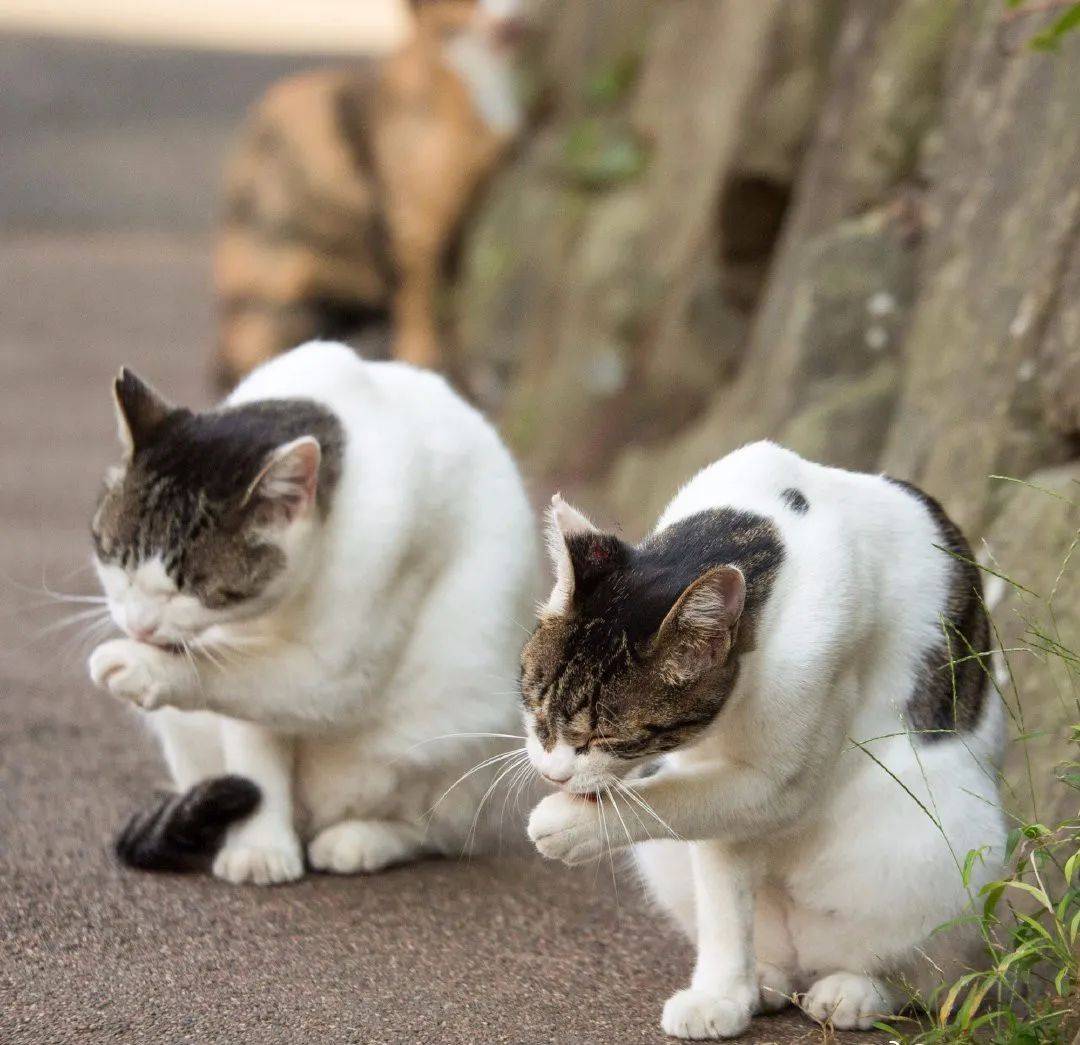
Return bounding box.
[115,775,261,873]
[193,775,261,822]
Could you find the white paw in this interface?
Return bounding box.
[308,820,419,874]
[801,972,894,1030]
[212,836,304,886]
[757,962,794,1013]
[88,638,175,710]
[662,989,752,1039]
[527,792,604,865]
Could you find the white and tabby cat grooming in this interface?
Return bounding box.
[520,441,1006,1037]
[88,341,539,885]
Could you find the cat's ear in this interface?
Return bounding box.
[542,494,625,617]
[652,565,746,685]
[542,494,596,616]
[243,436,321,525]
[113,368,172,456]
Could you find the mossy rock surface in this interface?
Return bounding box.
[984,464,1080,828]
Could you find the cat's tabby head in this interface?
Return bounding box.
[92,369,343,649]
[520,496,747,795]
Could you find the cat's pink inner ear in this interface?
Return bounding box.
[246,436,321,522]
[654,565,746,683]
[542,493,598,617]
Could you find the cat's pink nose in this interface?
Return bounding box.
[130,625,158,643]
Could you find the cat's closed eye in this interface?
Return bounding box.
[203,587,249,608]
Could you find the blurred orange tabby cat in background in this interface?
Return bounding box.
[213,0,526,387]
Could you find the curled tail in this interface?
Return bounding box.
[115,775,260,872]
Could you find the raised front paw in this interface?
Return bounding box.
[527,791,605,866]
[88,638,184,711]
[662,988,752,1040]
[213,835,304,886]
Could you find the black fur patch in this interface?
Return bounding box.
[780,487,809,514]
[115,775,260,872]
[888,478,990,740]
[567,509,784,653]
[138,399,343,512]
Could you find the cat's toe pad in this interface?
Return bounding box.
[308,820,417,874]
[212,839,304,886]
[661,988,752,1039]
[801,972,892,1030]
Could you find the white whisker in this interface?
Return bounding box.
[197,642,227,671]
[498,758,535,846]
[613,780,682,841]
[597,788,619,906]
[32,606,111,639]
[611,781,650,838]
[606,783,636,850]
[426,747,527,820]
[404,731,525,755]
[462,752,530,857]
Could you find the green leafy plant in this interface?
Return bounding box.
[1004,0,1080,50]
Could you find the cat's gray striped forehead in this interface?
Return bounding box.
[93,396,344,604]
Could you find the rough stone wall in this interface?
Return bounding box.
[455,0,842,480]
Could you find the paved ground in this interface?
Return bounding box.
[0,35,877,1045]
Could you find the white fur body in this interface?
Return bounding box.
[92,342,540,883]
[526,442,1007,1034]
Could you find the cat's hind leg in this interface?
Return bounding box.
[308,820,426,874]
[781,740,1005,1029]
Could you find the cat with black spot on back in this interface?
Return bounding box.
[88,340,540,885]
[520,441,1006,1038]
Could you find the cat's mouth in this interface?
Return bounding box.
[128,634,184,654]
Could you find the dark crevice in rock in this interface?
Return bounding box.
[718,173,793,315]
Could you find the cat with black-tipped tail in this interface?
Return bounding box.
[520,441,1006,1037]
[89,341,540,885]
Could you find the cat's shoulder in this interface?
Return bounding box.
[229,341,463,413]
[656,442,937,562]
[229,341,365,404]
[659,442,812,527]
